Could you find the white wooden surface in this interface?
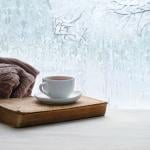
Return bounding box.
[0,110,150,150]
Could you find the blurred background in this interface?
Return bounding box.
[0,0,150,108]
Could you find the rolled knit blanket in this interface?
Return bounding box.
[0,58,39,98]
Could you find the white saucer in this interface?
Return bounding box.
[34,91,82,105]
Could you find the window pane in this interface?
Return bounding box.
[0,0,150,108]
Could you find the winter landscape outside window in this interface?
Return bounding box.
[0,0,150,108]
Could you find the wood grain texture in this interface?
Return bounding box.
[0,96,107,127]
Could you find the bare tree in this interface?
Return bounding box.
[110,0,150,36]
[46,0,87,45]
[54,11,86,42]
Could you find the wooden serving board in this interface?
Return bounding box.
[0,96,107,128]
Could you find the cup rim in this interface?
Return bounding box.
[43,75,74,81]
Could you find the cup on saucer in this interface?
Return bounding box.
[36,76,81,105]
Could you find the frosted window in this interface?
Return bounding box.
[0,0,150,108]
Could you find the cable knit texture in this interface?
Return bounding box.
[0,58,39,98]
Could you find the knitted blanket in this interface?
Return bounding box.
[0,58,39,98]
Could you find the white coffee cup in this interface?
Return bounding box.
[39,76,75,98]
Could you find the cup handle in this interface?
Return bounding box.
[39,83,48,95]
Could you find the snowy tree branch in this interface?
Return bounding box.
[46,0,52,10]
[53,12,85,41]
[110,0,150,35]
[111,1,150,16]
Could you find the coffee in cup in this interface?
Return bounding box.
[39,76,75,98]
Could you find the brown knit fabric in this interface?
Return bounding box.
[0,57,39,77]
[0,58,39,98]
